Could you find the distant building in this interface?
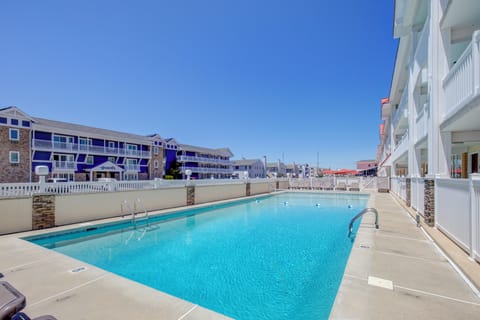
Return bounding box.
[266,160,286,177]
[232,159,266,178]
[177,144,234,179]
[0,106,233,182]
[285,163,299,178]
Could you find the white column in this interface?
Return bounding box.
[428,0,450,176]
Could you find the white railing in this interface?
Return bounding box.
[394,130,409,151]
[288,177,374,191]
[33,139,151,158]
[473,178,480,262]
[178,155,232,165]
[0,178,282,197]
[411,177,424,215]
[53,161,77,171]
[124,164,140,172]
[436,178,471,253]
[180,166,233,174]
[415,103,428,143]
[414,17,429,68]
[443,31,480,118]
[0,183,41,197]
[392,88,408,130]
[390,177,407,201]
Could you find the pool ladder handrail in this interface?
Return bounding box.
[134,198,149,227]
[348,207,379,237]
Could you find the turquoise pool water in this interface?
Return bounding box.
[27,192,368,319]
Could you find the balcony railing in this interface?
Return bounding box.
[443,30,480,118]
[392,88,408,131]
[33,139,151,158]
[415,102,428,143]
[52,161,77,171]
[178,155,232,165]
[124,164,140,172]
[180,166,233,174]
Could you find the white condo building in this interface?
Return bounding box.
[377,0,480,261]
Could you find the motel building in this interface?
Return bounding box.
[232,159,266,179]
[376,0,480,261]
[0,106,233,182]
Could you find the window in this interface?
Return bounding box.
[9,128,19,141]
[154,160,159,169]
[0,117,6,124]
[86,156,93,165]
[108,156,116,163]
[10,119,18,126]
[108,141,115,149]
[9,151,20,164]
[22,121,30,127]
[154,147,159,155]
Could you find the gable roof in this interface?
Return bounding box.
[0,106,36,122]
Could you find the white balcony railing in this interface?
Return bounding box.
[124,164,140,172]
[180,166,233,174]
[52,161,77,171]
[443,31,480,118]
[178,155,232,165]
[415,102,428,142]
[392,88,408,131]
[33,139,151,158]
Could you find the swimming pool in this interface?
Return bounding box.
[27,192,368,319]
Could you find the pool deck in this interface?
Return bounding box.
[331,191,480,319]
[0,191,479,319]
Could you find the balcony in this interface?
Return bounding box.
[414,102,429,143]
[124,164,140,172]
[180,166,233,174]
[52,161,77,171]
[442,31,480,129]
[392,130,409,161]
[33,139,151,158]
[178,155,232,165]
[392,88,409,133]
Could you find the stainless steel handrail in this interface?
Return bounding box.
[348,208,379,237]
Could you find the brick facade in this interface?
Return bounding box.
[0,126,31,183]
[187,186,195,205]
[246,182,251,196]
[149,147,164,179]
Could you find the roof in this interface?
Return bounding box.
[232,159,262,166]
[179,143,233,157]
[33,117,153,143]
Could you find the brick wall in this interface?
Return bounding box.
[0,126,31,182]
[149,147,164,179]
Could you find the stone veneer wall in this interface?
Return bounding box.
[32,194,55,229]
[246,182,251,196]
[0,127,31,182]
[187,186,195,205]
[424,179,435,226]
[406,178,411,207]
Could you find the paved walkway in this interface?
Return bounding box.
[330,192,480,319]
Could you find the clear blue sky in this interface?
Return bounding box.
[0,0,397,169]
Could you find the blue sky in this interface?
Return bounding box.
[0,0,397,169]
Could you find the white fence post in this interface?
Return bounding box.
[471,174,480,260]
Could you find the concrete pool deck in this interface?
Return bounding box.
[0,191,479,319]
[331,192,480,319]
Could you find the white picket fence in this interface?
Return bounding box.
[0,178,287,198]
[288,177,377,191]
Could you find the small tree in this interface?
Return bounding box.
[166,160,182,179]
